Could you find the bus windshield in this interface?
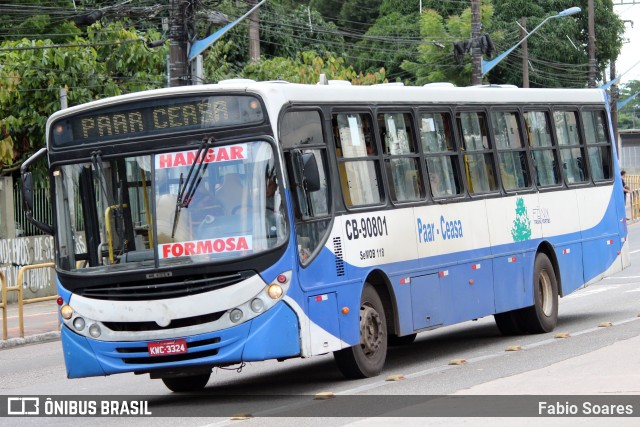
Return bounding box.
[53,140,287,274]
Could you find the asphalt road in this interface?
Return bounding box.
[1,222,640,426]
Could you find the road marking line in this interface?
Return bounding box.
[201,315,640,426]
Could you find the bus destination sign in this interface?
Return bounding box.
[50,95,264,147]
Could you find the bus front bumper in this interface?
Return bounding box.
[61,301,301,379]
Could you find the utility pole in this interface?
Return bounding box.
[471,0,482,85]
[521,17,529,88]
[248,0,260,63]
[169,0,189,87]
[587,0,596,88]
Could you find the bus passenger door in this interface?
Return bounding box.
[409,273,442,330]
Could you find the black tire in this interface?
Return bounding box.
[388,333,417,346]
[161,372,211,392]
[520,253,559,333]
[494,310,525,336]
[334,284,387,379]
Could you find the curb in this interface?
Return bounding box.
[0,331,60,350]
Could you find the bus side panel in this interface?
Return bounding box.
[486,194,542,313]
[579,187,622,285]
[439,261,495,325]
[540,190,584,295]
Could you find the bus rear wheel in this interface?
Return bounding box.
[334,284,387,379]
[520,253,558,333]
[161,372,211,392]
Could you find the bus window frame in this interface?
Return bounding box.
[488,107,535,195]
[454,107,501,198]
[551,107,591,187]
[331,109,387,211]
[415,106,468,202]
[376,108,426,206]
[279,107,334,267]
[578,107,614,186]
[523,108,564,192]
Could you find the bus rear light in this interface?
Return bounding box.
[88,323,101,338]
[267,284,283,299]
[276,274,287,284]
[56,297,64,306]
[73,317,86,331]
[60,305,73,320]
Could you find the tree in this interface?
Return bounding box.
[618,80,640,131]
[352,12,420,82]
[260,4,345,59]
[488,0,625,87]
[401,5,494,86]
[242,51,386,85]
[0,22,166,176]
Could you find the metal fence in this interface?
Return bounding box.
[12,183,52,237]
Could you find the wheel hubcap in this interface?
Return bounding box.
[360,304,383,356]
[538,270,553,316]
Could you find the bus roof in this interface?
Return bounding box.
[46,80,607,129]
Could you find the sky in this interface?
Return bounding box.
[614,3,640,85]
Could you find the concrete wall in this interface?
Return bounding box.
[0,176,56,303]
[0,236,56,303]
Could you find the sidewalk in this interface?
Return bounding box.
[0,298,60,349]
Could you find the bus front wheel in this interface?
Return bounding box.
[521,253,558,333]
[161,372,211,392]
[334,284,387,379]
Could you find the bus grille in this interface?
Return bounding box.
[103,311,226,332]
[116,337,221,364]
[333,237,345,277]
[76,270,255,301]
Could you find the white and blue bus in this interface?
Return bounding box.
[21,80,629,391]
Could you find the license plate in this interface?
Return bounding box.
[147,339,187,357]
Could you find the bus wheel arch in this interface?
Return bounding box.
[520,247,559,333]
[333,275,391,379]
[536,241,563,297]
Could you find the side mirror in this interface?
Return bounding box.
[20,147,53,235]
[22,171,34,213]
[301,152,321,192]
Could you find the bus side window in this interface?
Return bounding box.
[280,110,331,265]
[333,113,383,207]
[491,111,530,191]
[554,110,588,184]
[456,111,497,194]
[524,111,560,187]
[581,110,612,181]
[419,112,462,198]
[378,112,424,202]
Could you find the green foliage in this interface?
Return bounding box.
[309,0,344,22]
[242,51,386,85]
[490,0,624,87]
[352,12,419,81]
[260,4,344,59]
[618,80,640,131]
[0,21,167,175]
[401,5,494,86]
[338,0,382,35]
[0,0,82,44]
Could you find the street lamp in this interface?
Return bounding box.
[481,7,581,77]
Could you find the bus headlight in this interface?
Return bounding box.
[250,298,265,313]
[229,308,243,323]
[72,317,86,331]
[88,323,102,338]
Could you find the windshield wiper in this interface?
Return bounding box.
[171,137,214,238]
